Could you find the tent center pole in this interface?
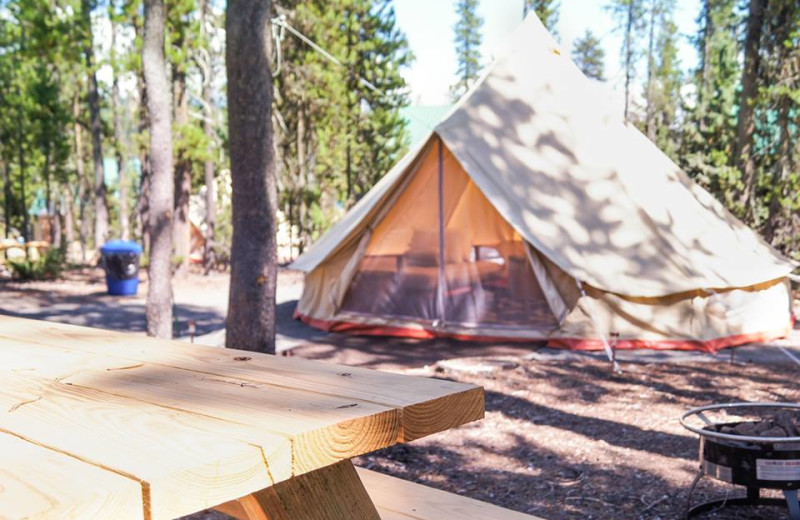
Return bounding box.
[436,137,446,327]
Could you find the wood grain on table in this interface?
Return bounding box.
[0,316,484,520]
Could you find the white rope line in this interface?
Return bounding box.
[271,15,383,95]
[778,346,800,368]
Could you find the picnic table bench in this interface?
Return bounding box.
[0,315,541,520]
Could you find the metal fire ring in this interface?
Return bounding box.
[680,402,800,444]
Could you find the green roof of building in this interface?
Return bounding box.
[401,105,452,147]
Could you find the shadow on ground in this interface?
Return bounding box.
[0,285,224,338]
[277,299,549,369]
[355,359,800,520]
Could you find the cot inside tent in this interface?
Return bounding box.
[339,138,557,334]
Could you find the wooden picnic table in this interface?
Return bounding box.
[0,315,484,520]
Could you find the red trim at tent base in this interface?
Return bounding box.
[293,310,795,353]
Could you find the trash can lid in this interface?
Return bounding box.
[101,240,143,255]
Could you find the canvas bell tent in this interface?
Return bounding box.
[289,15,796,351]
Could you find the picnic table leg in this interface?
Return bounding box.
[212,460,380,520]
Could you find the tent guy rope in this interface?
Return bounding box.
[270,15,383,96]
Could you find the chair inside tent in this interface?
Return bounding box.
[339,140,557,334]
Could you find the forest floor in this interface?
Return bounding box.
[1,267,799,520]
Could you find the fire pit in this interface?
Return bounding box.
[681,402,800,519]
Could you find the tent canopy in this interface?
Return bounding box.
[290,14,794,350]
[292,15,793,297]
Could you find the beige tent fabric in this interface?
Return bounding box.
[293,15,793,297]
[289,135,436,273]
[555,279,792,347]
[436,15,794,297]
[291,13,794,348]
[337,139,558,331]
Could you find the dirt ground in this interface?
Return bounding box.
[355,359,800,520]
[2,269,800,520]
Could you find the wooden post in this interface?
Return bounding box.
[214,460,380,520]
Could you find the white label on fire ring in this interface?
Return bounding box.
[756,459,800,481]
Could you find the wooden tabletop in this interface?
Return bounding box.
[0,316,484,520]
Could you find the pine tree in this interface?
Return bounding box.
[143,0,175,338]
[80,0,109,250]
[736,0,766,219]
[749,0,799,250]
[167,0,201,273]
[272,0,412,248]
[571,30,605,80]
[641,0,682,156]
[226,0,278,353]
[450,0,483,99]
[523,0,559,34]
[607,0,646,120]
[0,0,81,245]
[650,16,682,157]
[679,0,740,207]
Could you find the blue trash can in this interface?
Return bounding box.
[100,240,143,296]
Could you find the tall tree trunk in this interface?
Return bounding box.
[63,184,75,244]
[2,156,10,238]
[226,0,277,353]
[53,199,62,249]
[111,16,130,241]
[698,0,712,133]
[623,0,635,121]
[736,0,765,219]
[297,105,307,255]
[200,0,216,274]
[137,78,151,252]
[15,121,28,243]
[765,5,794,244]
[43,141,54,243]
[83,0,109,250]
[74,95,90,261]
[172,71,191,274]
[645,0,657,141]
[132,11,150,250]
[143,0,174,339]
[12,28,29,243]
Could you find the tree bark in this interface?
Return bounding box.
[173,69,192,274]
[225,0,278,353]
[736,0,765,218]
[2,156,9,238]
[63,184,75,244]
[623,0,635,121]
[698,0,712,133]
[200,0,216,274]
[645,0,657,141]
[12,28,29,243]
[74,95,90,261]
[83,0,109,249]
[42,141,54,243]
[111,16,129,241]
[143,0,174,339]
[53,199,62,249]
[136,77,151,253]
[765,4,794,244]
[297,105,307,256]
[15,116,28,243]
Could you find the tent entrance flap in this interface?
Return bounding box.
[339,141,557,331]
